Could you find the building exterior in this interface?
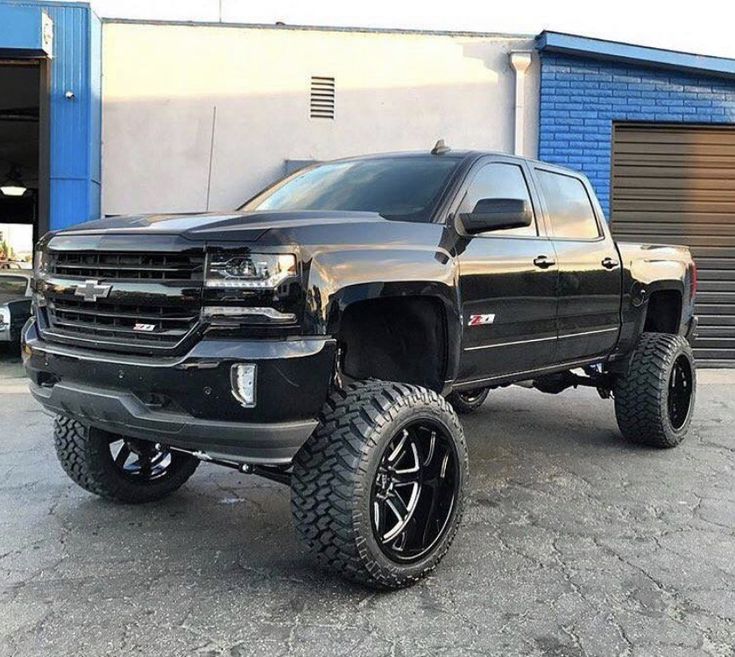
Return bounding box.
[1,2,734,363]
[100,22,538,214]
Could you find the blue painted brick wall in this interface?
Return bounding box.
[538,54,735,218]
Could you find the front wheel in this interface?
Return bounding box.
[613,332,696,448]
[54,416,200,503]
[291,381,468,589]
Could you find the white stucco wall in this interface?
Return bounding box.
[101,22,539,215]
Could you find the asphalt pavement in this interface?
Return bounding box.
[0,346,733,657]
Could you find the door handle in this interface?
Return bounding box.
[533,255,555,269]
[601,257,620,270]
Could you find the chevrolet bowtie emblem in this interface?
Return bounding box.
[74,279,112,303]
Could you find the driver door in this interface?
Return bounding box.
[454,158,559,384]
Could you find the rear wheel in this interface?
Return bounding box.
[613,332,696,448]
[447,387,490,414]
[54,416,199,503]
[291,380,468,589]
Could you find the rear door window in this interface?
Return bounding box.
[536,169,601,239]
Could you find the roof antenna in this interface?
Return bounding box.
[431,139,450,155]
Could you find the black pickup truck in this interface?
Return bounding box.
[23,146,697,588]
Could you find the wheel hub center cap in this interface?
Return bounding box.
[376,470,394,494]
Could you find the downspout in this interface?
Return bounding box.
[510,51,533,157]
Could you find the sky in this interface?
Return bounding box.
[82,0,735,59]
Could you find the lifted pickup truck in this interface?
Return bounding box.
[23,146,697,588]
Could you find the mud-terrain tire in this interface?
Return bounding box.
[291,380,468,589]
[54,415,199,503]
[614,332,696,448]
[447,387,490,414]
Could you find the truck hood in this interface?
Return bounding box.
[56,210,387,242]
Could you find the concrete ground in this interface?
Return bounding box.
[0,346,733,657]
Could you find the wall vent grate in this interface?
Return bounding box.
[310,76,335,119]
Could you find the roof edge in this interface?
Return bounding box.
[536,30,735,79]
[102,17,534,40]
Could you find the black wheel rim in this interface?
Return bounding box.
[109,437,173,482]
[457,389,484,405]
[370,420,459,563]
[668,355,693,430]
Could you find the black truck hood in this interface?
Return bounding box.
[57,210,387,243]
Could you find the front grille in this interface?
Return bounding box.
[48,251,205,281]
[45,297,199,346]
[41,249,204,353]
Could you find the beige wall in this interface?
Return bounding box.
[101,23,539,215]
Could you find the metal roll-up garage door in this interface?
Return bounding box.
[612,123,735,366]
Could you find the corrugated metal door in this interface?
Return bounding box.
[612,123,735,366]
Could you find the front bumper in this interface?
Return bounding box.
[23,319,336,464]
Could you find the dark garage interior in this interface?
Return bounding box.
[0,61,42,267]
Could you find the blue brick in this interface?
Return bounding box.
[569,110,598,119]
[585,73,613,82]
[542,110,571,118]
[654,114,684,121]
[613,74,641,83]
[684,98,712,107]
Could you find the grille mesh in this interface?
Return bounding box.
[48,251,204,281]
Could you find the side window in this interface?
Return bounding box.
[459,163,537,236]
[535,169,601,239]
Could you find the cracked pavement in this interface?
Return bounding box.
[0,347,733,657]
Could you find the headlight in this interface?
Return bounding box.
[205,253,297,289]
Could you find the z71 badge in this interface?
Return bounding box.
[133,323,157,332]
[468,314,495,326]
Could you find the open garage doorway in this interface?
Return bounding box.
[0,60,47,270]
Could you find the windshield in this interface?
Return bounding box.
[241,156,462,222]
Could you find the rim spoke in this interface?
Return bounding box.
[423,431,436,467]
[138,455,153,478]
[390,531,408,552]
[387,430,409,462]
[393,440,420,475]
[387,495,408,522]
[114,443,131,468]
[392,469,420,485]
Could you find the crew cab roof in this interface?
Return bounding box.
[328,149,585,178]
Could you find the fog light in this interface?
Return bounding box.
[231,363,256,407]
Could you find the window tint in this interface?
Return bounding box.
[0,276,28,296]
[459,163,536,236]
[536,170,600,239]
[242,156,461,223]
